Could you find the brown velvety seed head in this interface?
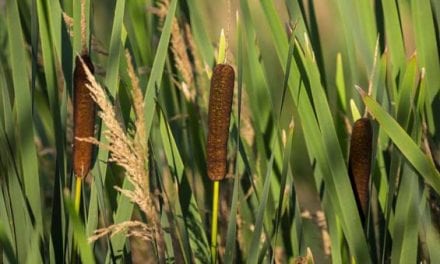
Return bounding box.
[348,118,373,222]
[207,64,235,181]
[73,54,95,178]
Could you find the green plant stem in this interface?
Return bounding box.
[75,177,82,214]
[211,180,220,263]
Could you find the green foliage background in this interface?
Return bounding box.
[0,0,439,263]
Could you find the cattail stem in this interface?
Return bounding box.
[210,180,220,264]
[74,177,82,214]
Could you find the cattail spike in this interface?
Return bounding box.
[73,54,95,178]
[348,118,373,222]
[207,64,235,181]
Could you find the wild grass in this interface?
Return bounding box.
[0,0,439,263]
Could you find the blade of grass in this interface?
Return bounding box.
[224,14,244,262]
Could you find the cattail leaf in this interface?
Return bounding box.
[157,107,210,262]
[217,29,226,64]
[0,194,17,264]
[381,0,406,75]
[6,0,42,247]
[224,160,241,263]
[0,221,17,264]
[333,0,376,71]
[239,0,273,133]
[350,99,362,122]
[0,128,34,263]
[186,0,215,66]
[336,53,347,112]
[271,37,298,255]
[395,56,417,128]
[143,0,178,135]
[225,17,244,261]
[73,0,92,53]
[272,127,295,243]
[125,0,154,65]
[103,0,127,94]
[411,0,440,103]
[65,198,95,264]
[247,154,274,264]
[361,94,440,193]
[36,11,69,254]
[391,164,421,264]
[422,198,440,261]
[25,229,43,264]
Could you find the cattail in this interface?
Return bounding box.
[73,54,95,178]
[348,118,373,222]
[206,64,235,181]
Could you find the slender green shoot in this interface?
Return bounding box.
[211,180,220,263]
[74,178,82,214]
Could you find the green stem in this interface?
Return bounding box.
[211,180,220,263]
[74,177,82,214]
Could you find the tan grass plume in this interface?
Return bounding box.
[76,53,162,258]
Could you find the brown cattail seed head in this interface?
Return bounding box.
[73,54,95,178]
[348,118,373,222]
[206,64,235,181]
